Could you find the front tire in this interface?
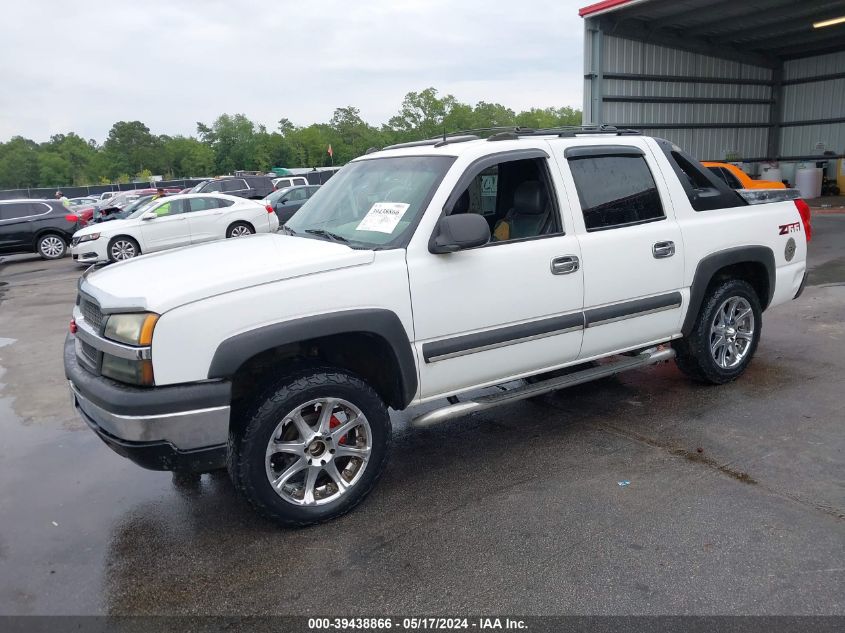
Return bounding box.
[673,279,762,384]
[108,236,140,262]
[229,367,391,527]
[37,234,66,260]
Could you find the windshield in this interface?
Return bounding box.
[265,187,294,204]
[285,156,454,248]
[126,196,161,219]
[189,181,209,193]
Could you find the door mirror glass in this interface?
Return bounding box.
[430,213,490,254]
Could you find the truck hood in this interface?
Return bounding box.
[80,234,374,313]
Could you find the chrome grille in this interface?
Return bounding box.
[80,297,104,330]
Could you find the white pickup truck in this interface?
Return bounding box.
[65,128,811,526]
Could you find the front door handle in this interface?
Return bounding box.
[652,241,675,259]
[551,255,580,275]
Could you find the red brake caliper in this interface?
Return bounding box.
[329,415,346,443]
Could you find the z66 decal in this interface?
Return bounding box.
[779,222,801,235]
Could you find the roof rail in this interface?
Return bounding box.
[378,125,641,152]
[382,134,480,151]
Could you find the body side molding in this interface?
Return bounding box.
[207,309,418,409]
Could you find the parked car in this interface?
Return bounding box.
[189,176,274,200]
[65,130,809,526]
[702,162,786,190]
[0,199,81,259]
[69,193,278,264]
[69,206,95,225]
[272,176,309,190]
[97,191,116,202]
[93,188,179,218]
[263,185,320,224]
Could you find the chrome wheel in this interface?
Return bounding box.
[710,296,755,369]
[265,398,372,506]
[110,239,137,261]
[40,236,64,258]
[229,225,252,237]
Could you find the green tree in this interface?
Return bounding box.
[102,121,160,178]
[38,152,71,186]
[0,136,40,188]
[388,88,458,141]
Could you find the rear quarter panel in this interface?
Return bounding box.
[646,140,807,311]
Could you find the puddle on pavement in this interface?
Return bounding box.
[0,338,15,348]
[807,255,845,286]
[0,361,249,615]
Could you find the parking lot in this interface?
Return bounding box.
[0,216,843,616]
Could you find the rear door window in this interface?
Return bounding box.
[222,179,247,192]
[188,197,219,212]
[202,181,224,193]
[0,203,35,220]
[568,155,664,231]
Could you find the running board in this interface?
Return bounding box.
[411,347,675,429]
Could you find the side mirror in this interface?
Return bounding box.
[141,210,157,221]
[280,198,289,204]
[430,213,490,254]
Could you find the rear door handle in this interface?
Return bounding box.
[551,255,580,275]
[652,241,675,259]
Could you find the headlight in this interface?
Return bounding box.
[101,354,154,386]
[103,313,159,346]
[77,233,100,243]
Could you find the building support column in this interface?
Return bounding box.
[586,18,604,126]
[767,64,783,161]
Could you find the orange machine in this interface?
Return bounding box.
[703,162,786,190]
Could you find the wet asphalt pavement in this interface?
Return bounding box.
[0,219,843,616]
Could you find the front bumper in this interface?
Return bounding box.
[64,334,231,472]
[70,239,107,264]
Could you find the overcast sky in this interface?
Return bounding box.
[0,0,587,143]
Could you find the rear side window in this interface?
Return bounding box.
[222,179,247,192]
[0,203,37,220]
[718,167,742,189]
[188,197,219,212]
[568,155,664,231]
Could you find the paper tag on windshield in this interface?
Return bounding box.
[356,202,410,234]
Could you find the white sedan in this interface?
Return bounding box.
[70,193,279,264]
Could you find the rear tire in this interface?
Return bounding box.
[228,367,391,527]
[226,222,254,238]
[37,234,66,260]
[673,279,762,384]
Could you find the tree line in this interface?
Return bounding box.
[0,88,580,189]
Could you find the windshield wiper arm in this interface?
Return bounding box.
[304,228,348,243]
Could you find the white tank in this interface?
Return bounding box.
[795,167,823,199]
[760,165,782,185]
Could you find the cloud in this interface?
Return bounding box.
[0,0,586,142]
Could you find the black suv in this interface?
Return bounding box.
[189,176,274,199]
[0,200,81,260]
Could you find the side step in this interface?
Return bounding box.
[410,347,675,429]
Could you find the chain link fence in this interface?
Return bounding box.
[0,179,207,201]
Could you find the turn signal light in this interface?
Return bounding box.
[794,199,812,242]
[69,319,77,334]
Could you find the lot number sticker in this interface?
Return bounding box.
[356,202,410,234]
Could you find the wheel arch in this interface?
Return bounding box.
[683,246,775,336]
[107,234,142,254]
[32,227,70,248]
[208,309,418,410]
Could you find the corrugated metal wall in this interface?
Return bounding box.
[781,50,845,158]
[584,32,773,161]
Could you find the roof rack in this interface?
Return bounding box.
[375,125,642,153]
[381,134,480,151]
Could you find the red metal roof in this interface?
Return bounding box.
[578,0,638,18]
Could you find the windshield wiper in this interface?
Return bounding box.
[304,228,348,243]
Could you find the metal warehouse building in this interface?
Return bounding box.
[579,0,845,186]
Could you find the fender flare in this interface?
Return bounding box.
[682,245,775,336]
[207,309,418,409]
